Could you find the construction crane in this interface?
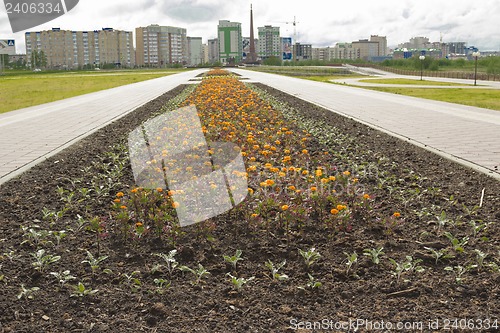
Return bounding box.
[272,16,300,43]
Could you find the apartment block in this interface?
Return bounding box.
[187,37,203,66]
[293,43,312,61]
[135,24,187,67]
[25,27,134,69]
[217,20,242,64]
[257,25,281,60]
[207,38,219,64]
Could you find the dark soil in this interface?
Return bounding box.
[0,81,499,333]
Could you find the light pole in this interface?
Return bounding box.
[472,51,480,86]
[419,55,425,80]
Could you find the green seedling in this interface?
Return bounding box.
[153,250,179,277]
[122,271,141,292]
[31,249,61,273]
[469,220,487,238]
[388,256,425,283]
[71,282,99,297]
[153,278,171,294]
[434,211,450,233]
[424,247,454,265]
[17,284,40,300]
[444,232,468,253]
[444,265,474,284]
[474,249,488,270]
[227,273,254,291]
[344,251,358,276]
[298,274,322,291]
[21,226,53,248]
[223,249,244,271]
[50,270,76,287]
[81,250,108,274]
[363,247,384,265]
[298,247,321,269]
[179,264,211,286]
[51,230,67,247]
[265,260,289,281]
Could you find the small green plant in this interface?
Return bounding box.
[153,278,171,294]
[469,220,487,238]
[71,282,99,297]
[21,226,53,248]
[51,230,67,247]
[153,250,179,277]
[31,249,61,273]
[122,271,142,292]
[50,270,76,287]
[179,264,211,286]
[444,232,468,253]
[424,247,454,265]
[363,247,384,265]
[434,211,450,233]
[264,260,289,281]
[17,284,40,300]
[298,247,321,269]
[388,256,425,283]
[344,251,358,276]
[81,250,108,275]
[226,273,254,291]
[444,265,474,284]
[298,274,322,291]
[474,249,488,270]
[223,249,244,271]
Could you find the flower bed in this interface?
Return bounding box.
[0,69,498,332]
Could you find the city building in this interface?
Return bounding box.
[187,37,203,66]
[217,20,242,64]
[257,25,281,60]
[352,39,380,60]
[293,43,312,61]
[25,27,134,69]
[135,24,187,67]
[370,35,388,56]
[207,38,219,64]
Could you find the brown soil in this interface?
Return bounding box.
[0,81,499,333]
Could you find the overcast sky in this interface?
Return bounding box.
[1,0,499,54]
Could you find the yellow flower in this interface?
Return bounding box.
[302,149,308,154]
[329,176,336,181]
[343,171,351,176]
[172,202,180,209]
[156,188,163,192]
[265,179,275,186]
[116,192,124,198]
[315,169,323,177]
[311,186,317,192]
[136,222,143,227]
[248,188,254,195]
[251,213,258,218]
[330,208,339,215]
[363,194,370,200]
[281,205,289,211]
[288,185,296,191]
[131,188,139,194]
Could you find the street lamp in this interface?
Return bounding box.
[419,55,425,80]
[472,51,480,86]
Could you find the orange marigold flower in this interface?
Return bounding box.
[315,169,323,177]
[302,149,308,154]
[329,176,336,181]
[116,192,124,197]
[288,185,296,191]
[113,198,121,203]
[321,178,329,184]
[120,205,127,209]
[251,213,258,218]
[156,188,163,192]
[284,149,291,154]
[363,194,370,200]
[265,179,275,186]
[136,222,143,227]
[131,188,139,193]
[302,170,309,175]
[311,186,317,192]
[330,208,339,215]
[393,212,401,218]
[248,188,254,195]
[337,204,347,211]
[281,205,289,211]
[343,171,351,176]
[172,202,180,209]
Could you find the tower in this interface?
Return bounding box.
[247,4,258,64]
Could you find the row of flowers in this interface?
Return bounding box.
[111,69,399,243]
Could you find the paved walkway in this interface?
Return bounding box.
[0,69,205,185]
[233,69,500,180]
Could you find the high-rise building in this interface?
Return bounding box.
[257,25,281,60]
[293,43,312,61]
[187,37,203,66]
[352,39,379,60]
[25,27,134,69]
[217,20,242,64]
[370,35,387,56]
[135,24,187,67]
[207,38,219,64]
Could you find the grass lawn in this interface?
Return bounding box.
[358,78,471,86]
[0,69,189,114]
[365,87,500,111]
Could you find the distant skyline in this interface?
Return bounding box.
[1,0,499,54]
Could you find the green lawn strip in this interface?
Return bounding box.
[358,78,471,86]
[364,87,500,111]
[0,70,186,114]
